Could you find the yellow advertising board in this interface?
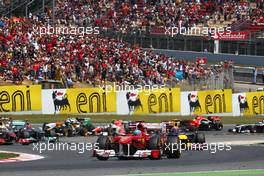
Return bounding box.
[243,91,264,115]
[0,85,41,112]
[43,88,116,114]
[191,89,232,114]
[132,88,181,114]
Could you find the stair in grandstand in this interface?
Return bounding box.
[0,0,53,18]
[30,0,53,16]
[0,0,31,17]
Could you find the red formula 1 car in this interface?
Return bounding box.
[181,116,223,131]
[93,121,181,160]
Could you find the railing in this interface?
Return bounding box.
[99,28,264,56]
[233,66,264,84]
[179,66,234,91]
[0,0,31,17]
[231,20,251,31]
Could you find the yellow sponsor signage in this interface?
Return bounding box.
[0,85,41,112]
[194,89,232,114]
[244,91,264,115]
[133,88,181,114]
[56,88,116,114]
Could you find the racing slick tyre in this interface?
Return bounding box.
[165,136,181,159]
[3,133,15,145]
[49,129,57,137]
[148,135,161,160]
[189,126,198,132]
[147,135,161,150]
[19,130,30,139]
[42,123,48,131]
[63,127,73,137]
[215,123,223,131]
[255,126,263,133]
[96,136,111,160]
[86,124,95,132]
[195,133,205,144]
[80,128,88,136]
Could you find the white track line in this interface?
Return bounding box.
[0,150,44,163]
[220,140,264,146]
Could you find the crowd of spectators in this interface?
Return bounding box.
[1,0,248,88]
[0,15,233,88]
[37,0,264,33]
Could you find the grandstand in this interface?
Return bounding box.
[0,0,263,88]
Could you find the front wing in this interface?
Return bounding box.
[94,149,154,158]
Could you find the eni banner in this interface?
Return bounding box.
[0,85,41,112]
[233,91,264,116]
[116,88,181,115]
[42,88,116,114]
[181,89,232,115]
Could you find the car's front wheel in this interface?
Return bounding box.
[165,136,181,159]
[96,136,111,160]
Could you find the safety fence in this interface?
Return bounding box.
[181,66,234,91]
[101,29,264,56]
[0,85,263,116]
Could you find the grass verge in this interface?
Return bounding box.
[129,169,264,176]
[2,114,264,124]
[0,153,19,160]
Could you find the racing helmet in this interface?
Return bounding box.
[114,120,123,127]
[137,122,144,130]
[65,119,71,126]
[172,119,181,127]
[133,129,142,135]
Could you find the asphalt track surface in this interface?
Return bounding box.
[0,126,264,176]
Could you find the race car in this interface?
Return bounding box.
[43,121,72,137]
[180,116,223,131]
[228,124,256,133]
[117,120,205,145]
[164,119,206,144]
[70,118,95,136]
[13,120,57,145]
[0,118,17,144]
[229,119,264,133]
[93,121,205,160]
[43,117,95,137]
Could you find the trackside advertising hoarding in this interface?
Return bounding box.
[2,85,262,116]
[116,88,181,115]
[233,91,264,116]
[212,31,250,40]
[181,89,232,116]
[0,85,41,112]
[42,88,116,114]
